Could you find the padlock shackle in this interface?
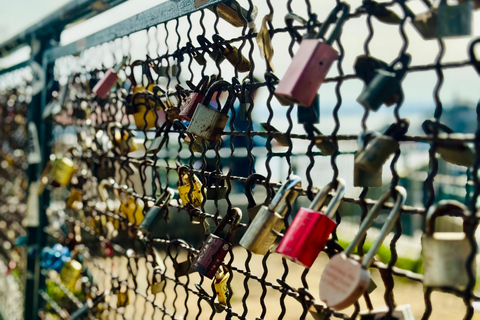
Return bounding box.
[425,200,469,235]
[114,55,130,73]
[469,38,480,75]
[422,119,455,135]
[202,80,235,114]
[388,53,411,80]
[97,179,119,203]
[344,186,406,258]
[357,130,379,151]
[315,2,350,45]
[154,188,175,207]
[285,13,308,43]
[214,207,243,240]
[212,34,234,52]
[126,60,144,89]
[268,175,302,217]
[309,178,346,219]
[245,173,275,209]
[383,118,409,140]
[361,186,406,268]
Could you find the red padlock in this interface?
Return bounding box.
[275,3,350,107]
[276,178,345,268]
[93,56,129,99]
[178,76,209,121]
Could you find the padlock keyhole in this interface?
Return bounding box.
[319,61,324,66]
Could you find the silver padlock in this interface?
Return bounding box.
[240,176,302,255]
[422,200,476,290]
[354,132,382,188]
[359,304,415,320]
[355,120,409,174]
[187,80,234,144]
[436,0,473,38]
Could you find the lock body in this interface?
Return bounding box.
[437,1,473,38]
[192,234,231,279]
[223,46,251,72]
[422,233,475,289]
[357,69,399,111]
[151,270,166,294]
[179,92,204,121]
[138,205,163,234]
[355,135,398,174]
[214,269,231,305]
[275,40,338,107]
[60,259,82,291]
[354,152,382,187]
[120,197,144,226]
[297,95,320,124]
[276,208,336,268]
[436,133,474,167]
[93,69,118,99]
[51,157,76,186]
[239,205,284,255]
[187,103,229,142]
[178,179,204,207]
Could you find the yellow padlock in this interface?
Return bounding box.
[59,259,82,291]
[128,89,158,130]
[214,266,232,305]
[119,189,145,226]
[66,187,83,210]
[50,157,76,187]
[177,166,204,207]
[107,122,137,154]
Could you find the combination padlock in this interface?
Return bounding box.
[276,178,345,268]
[192,208,242,279]
[422,119,474,167]
[213,34,252,73]
[319,186,406,310]
[354,132,382,188]
[436,0,473,38]
[93,56,129,99]
[275,3,350,107]
[355,119,409,174]
[214,266,232,305]
[245,173,274,220]
[197,35,225,64]
[150,266,166,294]
[359,304,415,320]
[138,189,174,235]
[177,166,205,208]
[240,176,302,255]
[187,80,235,143]
[357,53,411,111]
[422,200,475,290]
[178,76,209,121]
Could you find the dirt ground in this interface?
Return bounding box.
[87,246,480,320]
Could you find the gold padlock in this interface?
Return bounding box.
[214,266,232,305]
[128,90,158,130]
[116,285,129,308]
[59,259,82,291]
[119,189,145,226]
[150,266,166,294]
[50,149,78,187]
[66,187,83,210]
[177,166,204,207]
[213,35,251,73]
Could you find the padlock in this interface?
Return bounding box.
[319,186,406,310]
[212,34,252,73]
[153,86,180,122]
[214,266,232,305]
[436,0,473,38]
[257,13,275,71]
[107,122,137,154]
[93,56,129,99]
[240,176,302,255]
[119,188,145,226]
[359,304,415,320]
[261,122,290,146]
[177,166,205,207]
[408,4,438,40]
[179,76,209,121]
[66,187,83,210]
[354,55,389,87]
[197,35,225,64]
[208,0,257,28]
[469,38,480,75]
[245,173,274,220]
[116,284,129,308]
[126,90,158,130]
[422,200,475,289]
[59,259,82,291]
[422,119,474,167]
[355,119,409,174]
[306,125,336,155]
[354,132,382,188]
[206,179,228,200]
[186,42,207,65]
[275,3,350,107]
[357,53,410,111]
[150,266,166,294]
[187,80,234,143]
[95,179,121,215]
[276,178,345,268]
[298,95,320,125]
[50,147,79,187]
[138,188,174,235]
[192,208,242,279]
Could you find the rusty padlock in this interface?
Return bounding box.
[276,178,345,268]
[179,76,209,121]
[240,176,302,255]
[187,80,235,143]
[319,186,406,310]
[275,3,350,107]
[138,188,174,235]
[212,34,252,73]
[422,200,476,290]
[422,119,475,167]
[177,166,205,207]
[357,53,410,111]
[355,119,409,174]
[192,208,242,279]
[93,56,129,99]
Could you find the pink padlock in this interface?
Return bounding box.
[276,178,345,268]
[93,56,129,99]
[275,3,350,107]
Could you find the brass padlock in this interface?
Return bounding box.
[177,166,205,207]
[59,259,82,291]
[197,35,225,64]
[126,90,158,130]
[214,266,232,305]
[422,200,476,290]
[50,148,78,187]
[212,34,251,73]
[240,176,302,255]
[119,188,145,226]
[150,266,166,294]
